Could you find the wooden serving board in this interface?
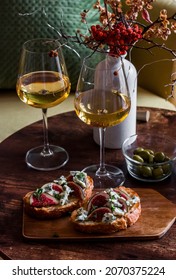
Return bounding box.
[22,188,176,240]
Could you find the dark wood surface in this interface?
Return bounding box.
[0,107,176,260]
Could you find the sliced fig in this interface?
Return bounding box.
[30,192,59,207]
[114,188,130,200]
[87,191,109,213]
[51,183,63,193]
[118,197,129,212]
[67,181,84,200]
[87,207,112,222]
[66,174,73,181]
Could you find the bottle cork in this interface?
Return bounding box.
[137,110,150,122]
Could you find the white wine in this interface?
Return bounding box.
[75,90,131,128]
[16,71,71,108]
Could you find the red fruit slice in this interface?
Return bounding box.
[118,197,128,212]
[66,174,73,181]
[52,183,63,193]
[87,191,109,213]
[67,181,84,200]
[41,182,63,193]
[114,188,130,200]
[30,193,59,207]
[88,207,111,222]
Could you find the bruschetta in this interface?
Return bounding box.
[70,186,141,233]
[23,171,94,219]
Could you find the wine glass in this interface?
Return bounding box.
[16,38,71,171]
[74,53,131,188]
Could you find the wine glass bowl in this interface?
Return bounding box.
[74,53,131,188]
[16,38,71,171]
[17,71,70,109]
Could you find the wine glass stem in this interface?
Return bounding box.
[96,127,107,176]
[42,108,53,156]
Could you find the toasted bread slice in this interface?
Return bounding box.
[23,171,94,219]
[70,186,141,233]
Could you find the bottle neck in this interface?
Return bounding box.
[106,53,127,70]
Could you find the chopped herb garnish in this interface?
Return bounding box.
[54,193,61,199]
[33,188,43,198]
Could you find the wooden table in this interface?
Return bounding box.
[0,107,176,260]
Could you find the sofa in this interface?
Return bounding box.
[0,0,175,142]
[0,0,176,94]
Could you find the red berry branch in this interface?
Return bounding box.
[74,0,176,57]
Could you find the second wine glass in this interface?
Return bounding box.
[16,38,71,171]
[74,53,131,188]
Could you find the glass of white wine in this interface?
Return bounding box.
[16,38,71,171]
[74,53,131,188]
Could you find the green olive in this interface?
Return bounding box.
[162,163,171,174]
[152,167,164,179]
[133,147,144,155]
[154,152,166,162]
[138,150,151,161]
[135,166,143,175]
[148,154,155,164]
[164,156,171,162]
[141,166,152,177]
[132,147,171,180]
[146,149,154,155]
[133,155,144,163]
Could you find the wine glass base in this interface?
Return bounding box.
[25,145,69,171]
[82,164,125,189]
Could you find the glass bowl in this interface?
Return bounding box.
[122,134,176,182]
